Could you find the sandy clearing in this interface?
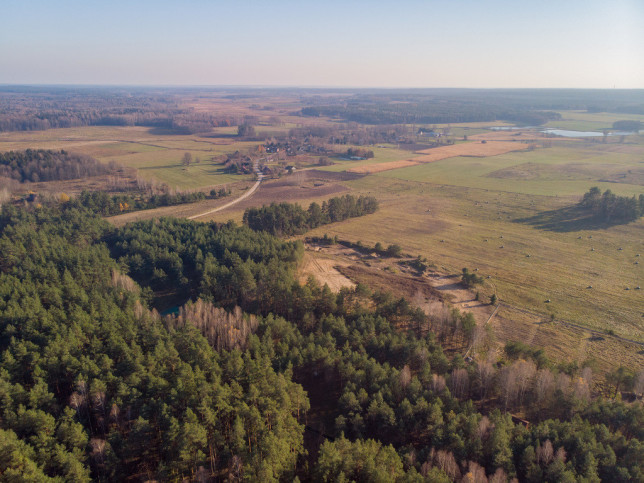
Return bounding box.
[299,253,355,292]
[427,273,494,326]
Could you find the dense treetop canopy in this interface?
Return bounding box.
[0,203,642,481]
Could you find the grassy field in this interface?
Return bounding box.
[545,110,644,132]
[183,128,644,344]
[0,126,254,189]
[377,142,644,196]
[301,133,644,344]
[306,175,643,341]
[318,145,423,173]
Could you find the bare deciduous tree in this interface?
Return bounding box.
[450,368,470,399]
[555,447,566,462]
[169,299,258,351]
[434,449,461,481]
[488,468,508,483]
[535,369,555,406]
[111,269,139,293]
[477,416,493,441]
[572,376,590,401]
[477,361,496,400]
[431,374,446,394]
[634,370,644,399]
[399,365,412,390]
[536,439,554,465]
[462,461,488,483]
[515,360,536,407]
[499,366,518,410]
[556,373,571,396]
[581,367,593,387]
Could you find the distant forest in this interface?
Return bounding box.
[2,86,644,133]
[0,149,113,182]
[302,104,562,125]
[300,88,644,125]
[0,86,240,134]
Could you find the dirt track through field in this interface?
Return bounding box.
[187,161,263,220]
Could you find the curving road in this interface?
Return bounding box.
[187,160,263,220]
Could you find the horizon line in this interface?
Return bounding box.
[1,83,643,91]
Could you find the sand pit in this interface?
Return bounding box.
[299,253,355,292]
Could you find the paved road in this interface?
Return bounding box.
[187,161,263,220]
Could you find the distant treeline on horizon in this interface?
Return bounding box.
[1,86,643,132]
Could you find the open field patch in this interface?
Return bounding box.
[106,171,353,226]
[546,110,644,132]
[490,304,644,375]
[378,142,644,196]
[415,140,530,157]
[319,145,422,173]
[0,126,260,189]
[296,241,644,374]
[348,159,419,174]
[487,162,644,185]
[305,175,644,343]
[347,140,531,174]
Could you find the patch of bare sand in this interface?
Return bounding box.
[299,252,355,292]
[427,273,494,326]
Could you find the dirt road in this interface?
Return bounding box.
[187,161,263,220]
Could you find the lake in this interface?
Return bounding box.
[542,129,640,138]
[491,126,640,137]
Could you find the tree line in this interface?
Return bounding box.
[612,120,641,132]
[301,101,562,126]
[0,149,114,183]
[242,194,379,236]
[70,189,229,216]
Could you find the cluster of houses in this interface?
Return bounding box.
[417,127,448,138]
[264,141,331,156]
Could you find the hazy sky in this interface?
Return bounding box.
[2,0,643,88]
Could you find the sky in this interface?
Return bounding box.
[1,0,643,88]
